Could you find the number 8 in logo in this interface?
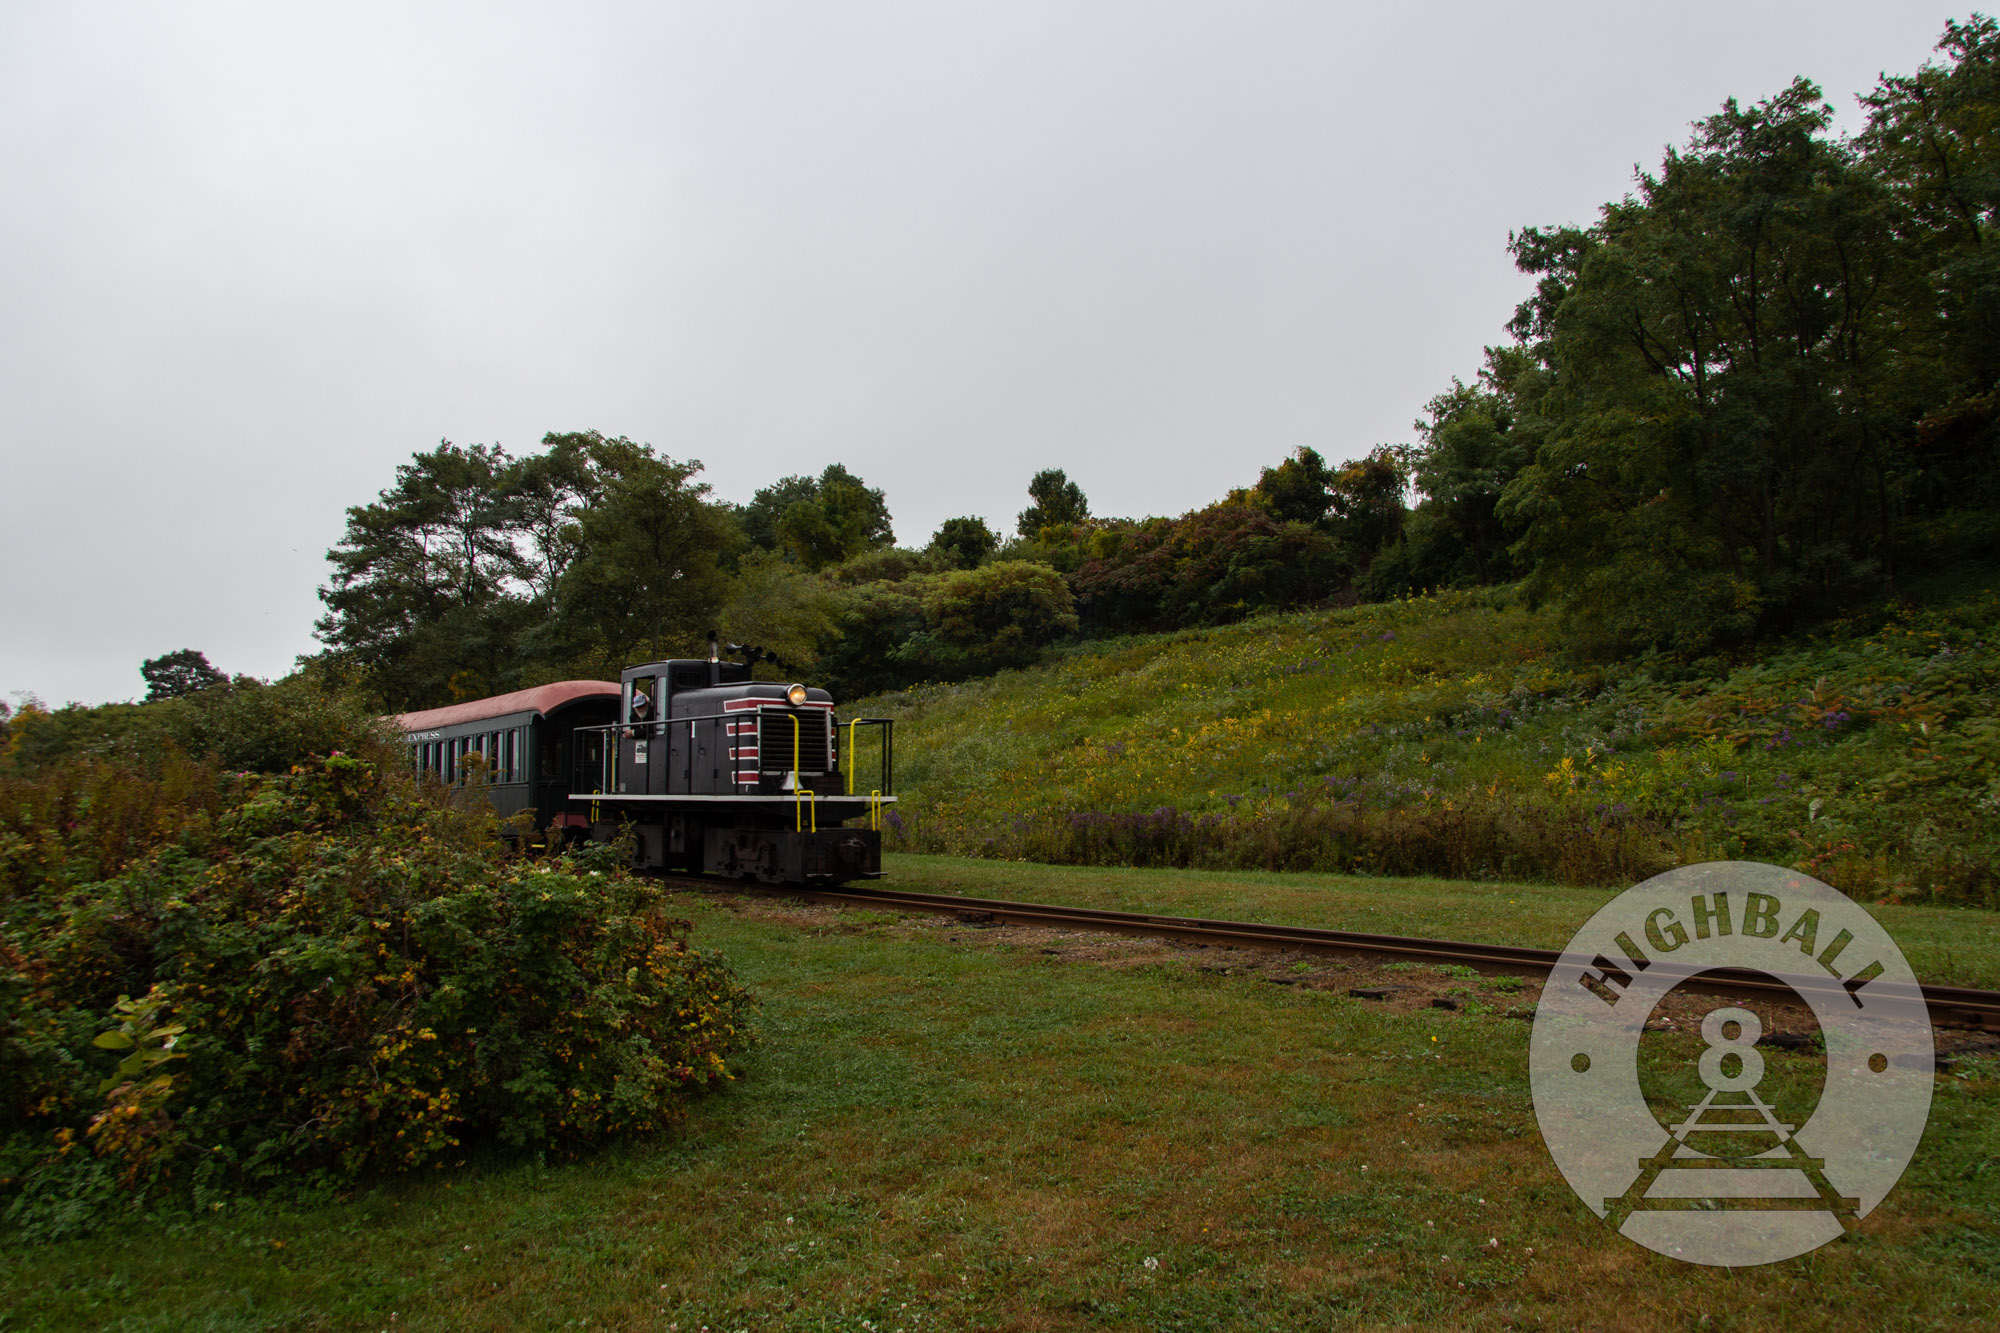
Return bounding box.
[1697,1007,1765,1094]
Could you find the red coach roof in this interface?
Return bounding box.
[394,680,620,733]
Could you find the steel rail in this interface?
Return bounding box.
[660,875,2000,1032]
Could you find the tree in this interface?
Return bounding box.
[1408,349,1539,583]
[315,433,739,706]
[928,516,999,569]
[719,551,841,672]
[1016,469,1090,536]
[1253,447,1336,526]
[495,432,603,602]
[1327,448,1409,558]
[1859,17,2000,523]
[737,474,822,553]
[901,561,1079,678]
[141,650,225,701]
[814,579,930,699]
[740,464,894,570]
[315,440,520,707]
[548,440,737,669]
[1498,80,1923,652]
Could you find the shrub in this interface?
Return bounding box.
[818,580,931,699]
[0,671,396,780]
[1,751,752,1238]
[895,794,1677,887]
[1072,505,1353,632]
[901,561,1078,678]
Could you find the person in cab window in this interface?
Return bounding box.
[631,684,656,726]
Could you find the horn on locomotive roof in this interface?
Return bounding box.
[723,640,791,671]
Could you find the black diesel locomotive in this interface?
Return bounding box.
[397,638,893,885]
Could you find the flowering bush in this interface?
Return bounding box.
[0,750,752,1237]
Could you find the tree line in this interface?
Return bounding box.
[306,18,2000,709]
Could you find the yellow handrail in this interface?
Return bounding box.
[786,712,817,832]
[868,789,883,831]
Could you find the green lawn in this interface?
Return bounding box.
[5,869,1996,1331]
[881,853,2000,991]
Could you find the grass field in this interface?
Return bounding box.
[861,584,2000,902]
[5,865,1996,1332]
[877,854,2000,991]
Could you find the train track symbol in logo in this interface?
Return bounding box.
[1529,862,1934,1266]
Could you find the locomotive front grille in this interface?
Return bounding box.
[758,708,830,773]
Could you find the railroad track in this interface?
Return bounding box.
[661,874,2000,1033]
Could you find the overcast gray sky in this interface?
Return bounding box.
[0,2,1970,705]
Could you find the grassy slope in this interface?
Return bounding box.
[3,890,1995,1332]
[859,585,2000,901]
[881,855,2000,991]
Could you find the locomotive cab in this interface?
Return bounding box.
[606,660,840,799]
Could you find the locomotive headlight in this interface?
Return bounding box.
[787,683,809,706]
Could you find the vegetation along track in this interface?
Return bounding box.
[658,874,2000,1033]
